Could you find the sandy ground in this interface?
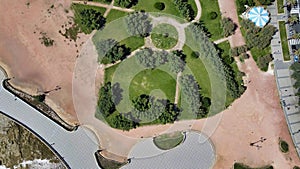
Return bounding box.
[218,0,246,47]
[1,0,300,168]
[0,0,90,124]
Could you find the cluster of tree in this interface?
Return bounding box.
[221,17,237,37]
[291,63,300,92]
[75,8,106,34]
[179,75,204,117]
[96,83,180,130]
[236,0,274,14]
[240,19,276,50]
[168,50,186,74]
[135,48,168,69]
[135,48,186,73]
[130,94,180,124]
[189,22,245,99]
[125,12,152,37]
[96,82,137,130]
[95,38,130,64]
[231,45,247,57]
[173,0,195,21]
[114,0,138,8]
[257,54,273,70]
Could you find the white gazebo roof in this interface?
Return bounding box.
[247,6,270,28]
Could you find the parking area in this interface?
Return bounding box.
[275,60,300,156]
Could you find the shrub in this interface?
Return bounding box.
[279,140,289,153]
[191,51,200,58]
[209,12,218,20]
[154,2,165,10]
[221,17,237,37]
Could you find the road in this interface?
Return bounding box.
[0,68,101,169]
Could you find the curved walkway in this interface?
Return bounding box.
[0,69,100,169]
[121,132,215,169]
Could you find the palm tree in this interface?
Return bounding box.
[288,14,299,25]
[292,33,300,39]
[294,48,300,56]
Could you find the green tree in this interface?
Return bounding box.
[288,15,299,25]
[135,48,168,69]
[114,0,138,8]
[125,12,152,37]
[168,50,186,73]
[221,17,236,37]
[76,8,106,34]
[95,38,130,64]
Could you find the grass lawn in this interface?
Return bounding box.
[279,139,289,153]
[279,21,291,61]
[277,0,284,13]
[234,163,273,169]
[120,36,145,52]
[153,131,184,150]
[250,46,271,71]
[129,69,176,101]
[104,63,120,83]
[151,24,178,49]
[199,0,223,40]
[71,4,106,34]
[105,9,129,23]
[216,41,241,106]
[133,0,179,16]
[95,151,126,169]
[183,45,211,97]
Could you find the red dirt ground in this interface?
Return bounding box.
[0,0,89,124]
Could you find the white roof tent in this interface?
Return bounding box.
[246,6,270,28]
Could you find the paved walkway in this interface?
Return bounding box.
[213,37,229,44]
[0,68,101,169]
[122,132,215,169]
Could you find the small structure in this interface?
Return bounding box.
[242,6,270,28]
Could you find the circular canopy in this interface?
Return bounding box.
[248,7,269,28]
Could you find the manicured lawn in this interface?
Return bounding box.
[120,36,145,52]
[199,0,223,40]
[104,63,119,83]
[71,4,106,34]
[153,131,184,150]
[279,139,289,153]
[279,21,291,61]
[151,24,178,49]
[183,45,211,97]
[234,163,273,169]
[277,0,284,13]
[106,9,129,23]
[133,0,179,16]
[216,41,242,106]
[129,69,176,101]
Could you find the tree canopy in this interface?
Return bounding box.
[95,38,130,64]
[125,12,152,37]
[75,8,106,34]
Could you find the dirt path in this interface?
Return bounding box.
[174,72,181,104]
[218,0,245,47]
[72,1,134,13]
[213,37,229,45]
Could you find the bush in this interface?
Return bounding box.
[154,2,165,10]
[257,54,273,70]
[114,0,138,8]
[173,0,195,21]
[209,12,218,20]
[191,51,200,58]
[222,17,236,37]
[279,139,289,153]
